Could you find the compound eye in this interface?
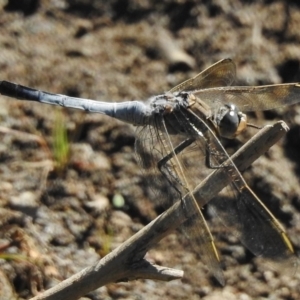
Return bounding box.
[217,104,240,138]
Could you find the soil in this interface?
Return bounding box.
[1,0,300,299]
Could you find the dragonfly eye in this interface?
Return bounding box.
[216,104,243,138]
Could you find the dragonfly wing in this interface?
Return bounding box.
[176,107,297,273]
[135,123,182,207]
[135,100,297,282]
[169,58,236,93]
[193,83,300,112]
[182,197,225,285]
[208,186,298,272]
[135,115,224,284]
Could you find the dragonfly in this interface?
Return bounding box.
[0,58,299,284]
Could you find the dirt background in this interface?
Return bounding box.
[1,0,300,299]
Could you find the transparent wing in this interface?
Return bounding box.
[209,187,297,269]
[169,58,236,94]
[135,115,225,284]
[135,105,297,283]
[181,107,298,272]
[135,123,183,206]
[193,83,300,112]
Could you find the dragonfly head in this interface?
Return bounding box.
[214,104,247,139]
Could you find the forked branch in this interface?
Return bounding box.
[31,121,288,300]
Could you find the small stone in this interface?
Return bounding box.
[9,191,38,216]
[85,194,110,212]
[112,193,125,208]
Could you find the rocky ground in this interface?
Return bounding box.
[1,0,300,299]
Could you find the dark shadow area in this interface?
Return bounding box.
[253,178,295,226]
[284,125,300,175]
[164,1,198,31]
[4,0,39,16]
[277,59,300,83]
[64,0,108,18]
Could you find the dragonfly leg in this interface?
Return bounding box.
[205,137,228,169]
[157,138,195,195]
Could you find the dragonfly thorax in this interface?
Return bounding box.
[213,103,247,139]
[149,92,189,114]
[148,92,191,134]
